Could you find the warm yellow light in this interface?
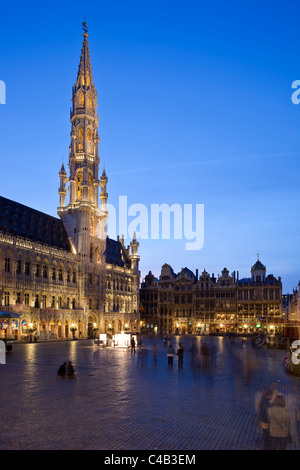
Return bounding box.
[244,324,248,328]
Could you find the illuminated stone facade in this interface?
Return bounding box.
[140,258,283,334]
[0,26,140,341]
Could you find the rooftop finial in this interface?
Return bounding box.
[82,18,88,36]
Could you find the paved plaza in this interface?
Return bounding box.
[0,334,299,451]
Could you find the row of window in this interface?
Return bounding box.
[3,291,100,310]
[3,257,77,283]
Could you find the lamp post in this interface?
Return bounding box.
[92,322,98,339]
[70,322,77,339]
[28,322,36,343]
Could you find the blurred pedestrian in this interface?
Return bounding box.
[131,336,136,354]
[137,345,144,367]
[190,339,198,366]
[255,386,273,449]
[167,342,174,366]
[153,343,158,366]
[266,394,290,450]
[285,385,300,448]
[163,335,167,348]
[177,342,184,367]
[200,341,209,367]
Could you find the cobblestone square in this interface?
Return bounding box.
[0,335,299,451]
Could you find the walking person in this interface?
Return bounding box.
[266,394,290,450]
[153,342,158,366]
[255,386,273,449]
[177,342,184,367]
[167,342,174,366]
[286,385,300,448]
[131,336,136,354]
[137,344,144,367]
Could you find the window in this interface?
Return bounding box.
[36,263,40,277]
[79,92,84,107]
[87,94,92,108]
[77,171,83,199]
[72,271,76,283]
[87,129,92,153]
[78,128,83,151]
[24,293,29,306]
[16,260,21,274]
[4,291,10,306]
[42,265,48,279]
[16,292,21,304]
[58,267,63,281]
[42,295,47,308]
[34,295,39,308]
[51,296,55,308]
[5,257,10,273]
[52,267,56,280]
[25,260,30,276]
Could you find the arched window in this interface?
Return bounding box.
[87,94,92,108]
[79,92,84,108]
[78,127,84,151]
[77,171,83,199]
[87,128,92,153]
[88,172,92,200]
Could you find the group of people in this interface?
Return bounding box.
[57,361,76,379]
[256,383,300,449]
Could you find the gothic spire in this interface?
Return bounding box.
[76,20,95,91]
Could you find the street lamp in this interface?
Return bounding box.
[28,322,36,343]
[92,322,98,339]
[70,322,77,339]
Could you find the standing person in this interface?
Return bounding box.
[266,394,290,450]
[153,343,158,366]
[163,335,167,348]
[177,343,184,367]
[131,336,136,354]
[167,342,174,366]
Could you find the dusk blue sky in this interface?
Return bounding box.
[1,0,300,293]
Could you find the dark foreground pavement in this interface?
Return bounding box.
[0,335,299,451]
